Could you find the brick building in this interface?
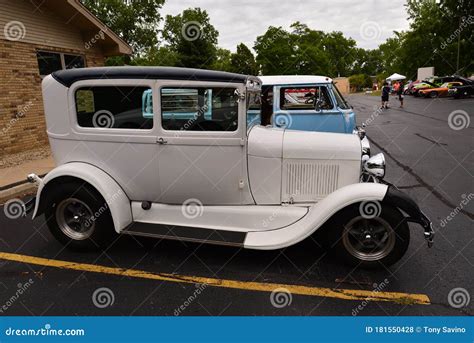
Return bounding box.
[0,0,132,156]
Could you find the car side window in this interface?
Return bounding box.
[280,86,333,111]
[161,87,238,131]
[75,86,153,129]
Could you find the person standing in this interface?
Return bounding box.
[381,82,390,109]
[397,81,404,108]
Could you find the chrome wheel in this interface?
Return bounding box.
[342,216,396,262]
[55,198,95,240]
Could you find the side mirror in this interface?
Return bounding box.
[314,99,323,112]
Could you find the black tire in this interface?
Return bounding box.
[429,91,438,98]
[45,182,116,250]
[325,204,410,269]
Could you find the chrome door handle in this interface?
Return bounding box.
[156,137,168,144]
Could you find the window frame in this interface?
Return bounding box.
[157,82,243,135]
[278,84,336,112]
[68,79,157,139]
[36,50,86,77]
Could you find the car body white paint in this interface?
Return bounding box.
[32,70,395,250]
[32,162,132,232]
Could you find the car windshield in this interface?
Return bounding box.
[332,83,351,109]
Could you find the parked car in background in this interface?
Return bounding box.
[26,66,434,268]
[412,81,438,97]
[248,75,371,157]
[404,80,420,95]
[419,81,463,98]
[449,78,474,98]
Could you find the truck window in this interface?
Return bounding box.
[75,86,153,129]
[280,86,333,111]
[332,83,351,110]
[161,87,238,131]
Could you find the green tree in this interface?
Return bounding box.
[230,43,258,75]
[254,26,296,75]
[349,74,372,91]
[131,46,178,66]
[81,0,165,62]
[162,8,219,69]
[211,48,232,72]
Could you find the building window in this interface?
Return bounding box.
[75,86,153,130]
[36,51,85,77]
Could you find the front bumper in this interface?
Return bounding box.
[383,185,434,247]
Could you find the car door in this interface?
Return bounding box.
[154,80,253,205]
[272,84,346,133]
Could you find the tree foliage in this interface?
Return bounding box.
[162,8,219,69]
[81,0,165,59]
[230,43,258,75]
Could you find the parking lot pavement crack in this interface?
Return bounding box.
[414,133,448,146]
[370,139,474,220]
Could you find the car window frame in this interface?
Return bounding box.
[275,84,337,113]
[68,79,157,139]
[156,80,245,138]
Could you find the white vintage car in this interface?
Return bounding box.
[26,67,433,268]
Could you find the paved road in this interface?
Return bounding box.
[0,94,472,316]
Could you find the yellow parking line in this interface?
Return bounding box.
[0,251,430,305]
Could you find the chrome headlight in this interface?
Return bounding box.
[364,153,385,178]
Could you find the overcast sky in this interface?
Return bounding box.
[160,0,410,51]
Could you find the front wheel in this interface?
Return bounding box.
[429,91,438,98]
[327,204,410,268]
[45,182,116,250]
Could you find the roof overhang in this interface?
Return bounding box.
[42,0,132,56]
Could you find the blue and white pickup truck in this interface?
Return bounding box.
[248,75,371,157]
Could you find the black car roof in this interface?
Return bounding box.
[52,66,254,87]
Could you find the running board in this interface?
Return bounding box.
[122,222,246,247]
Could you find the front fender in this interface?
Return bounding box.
[244,183,389,250]
[383,186,434,246]
[32,162,132,233]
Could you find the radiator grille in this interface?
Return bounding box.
[283,162,339,201]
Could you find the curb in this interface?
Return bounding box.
[0,183,37,204]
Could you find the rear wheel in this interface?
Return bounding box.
[326,204,410,268]
[429,91,438,98]
[45,182,116,250]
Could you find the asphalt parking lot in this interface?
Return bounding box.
[0,94,472,316]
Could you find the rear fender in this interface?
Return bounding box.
[32,162,132,233]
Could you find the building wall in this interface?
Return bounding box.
[333,77,350,95]
[0,40,104,156]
